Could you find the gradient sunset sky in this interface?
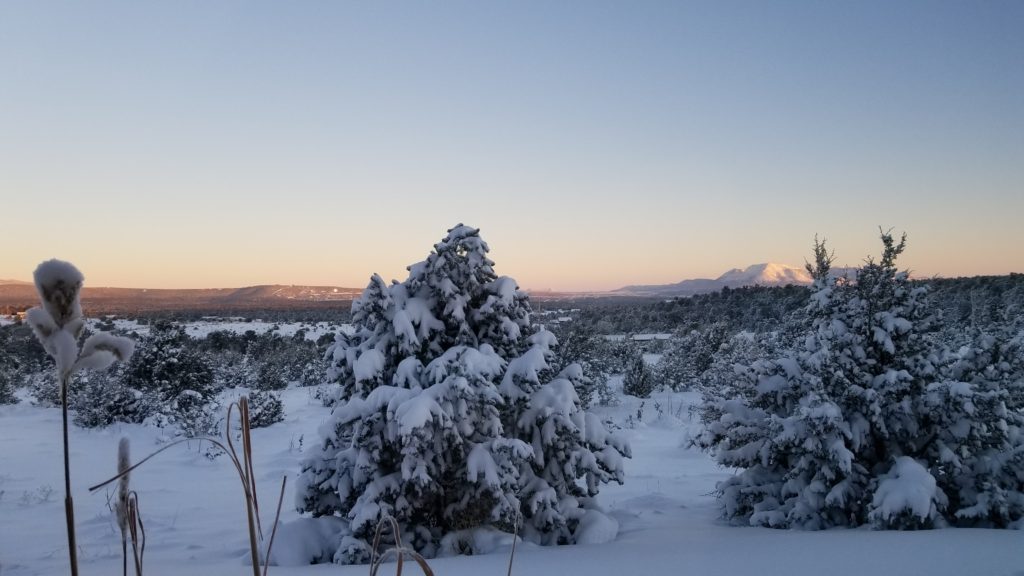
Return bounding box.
[1,1,1021,291]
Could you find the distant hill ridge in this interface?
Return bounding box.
[0,283,363,314]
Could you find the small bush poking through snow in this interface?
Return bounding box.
[246,390,284,428]
[623,355,656,398]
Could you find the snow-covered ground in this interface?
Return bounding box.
[1,388,1022,576]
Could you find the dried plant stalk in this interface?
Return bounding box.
[127,491,145,576]
[506,512,521,576]
[368,516,436,576]
[117,438,131,576]
[90,397,286,576]
[61,372,79,576]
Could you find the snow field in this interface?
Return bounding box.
[1,387,1021,576]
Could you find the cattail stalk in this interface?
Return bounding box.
[26,260,135,576]
[117,438,131,576]
[61,371,79,576]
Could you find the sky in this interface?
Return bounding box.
[1,1,1022,291]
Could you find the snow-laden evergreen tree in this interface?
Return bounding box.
[652,338,692,392]
[297,225,629,563]
[697,231,1024,529]
[697,330,782,398]
[246,389,285,428]
[122,321,219,435]
[546,323,601,407]
[72,367,152,428]
[919,325,1024,527]
[623,354,655,398]
[0,326,19,404]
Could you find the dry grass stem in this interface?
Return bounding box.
[262,476,288,576]
[127,491,146,576]
[368,516,435,576]
[506,512,521,576]
[90,396,277,576]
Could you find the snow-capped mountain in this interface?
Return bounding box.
[616,263,817,297]
[715,263,813,287]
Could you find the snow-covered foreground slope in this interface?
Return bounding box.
[1,389,1022,576]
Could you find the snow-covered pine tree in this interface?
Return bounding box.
[918,326,1024,527]
[500,331,630,545]
[246,389,285,429]
[623,354,655,398]
[297,224,629,563]
[652,337,693,392]
[696,231,1003,529]
[0,326,17,404]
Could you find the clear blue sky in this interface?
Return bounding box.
[1,1,1021,290]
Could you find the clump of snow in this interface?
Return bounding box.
[259,517,348,566]
[574,508,619,544]
[438,526,519,557]
[869,457,946,528]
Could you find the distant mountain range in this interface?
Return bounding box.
[614,263,857,297]
[0,263,859,313]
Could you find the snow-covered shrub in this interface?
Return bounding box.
[123,321,218,434]
[72,369,152,428]
[651,339,692,392]
[546,323,602,407]
[28,371,62,406]
[696,232,1024,530]
[297,224,629,563]
[146,389,220,437]
[652,324,733,393]
[918,333,1024,526]
[124,321,215,398]
[0,369,15,404]
[623,355,655,398]
[246,390,284,428]
[255,360,289,390]
[0,326,23,404]
[697,330,781,399]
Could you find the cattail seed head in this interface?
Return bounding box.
[32,259,84,329]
